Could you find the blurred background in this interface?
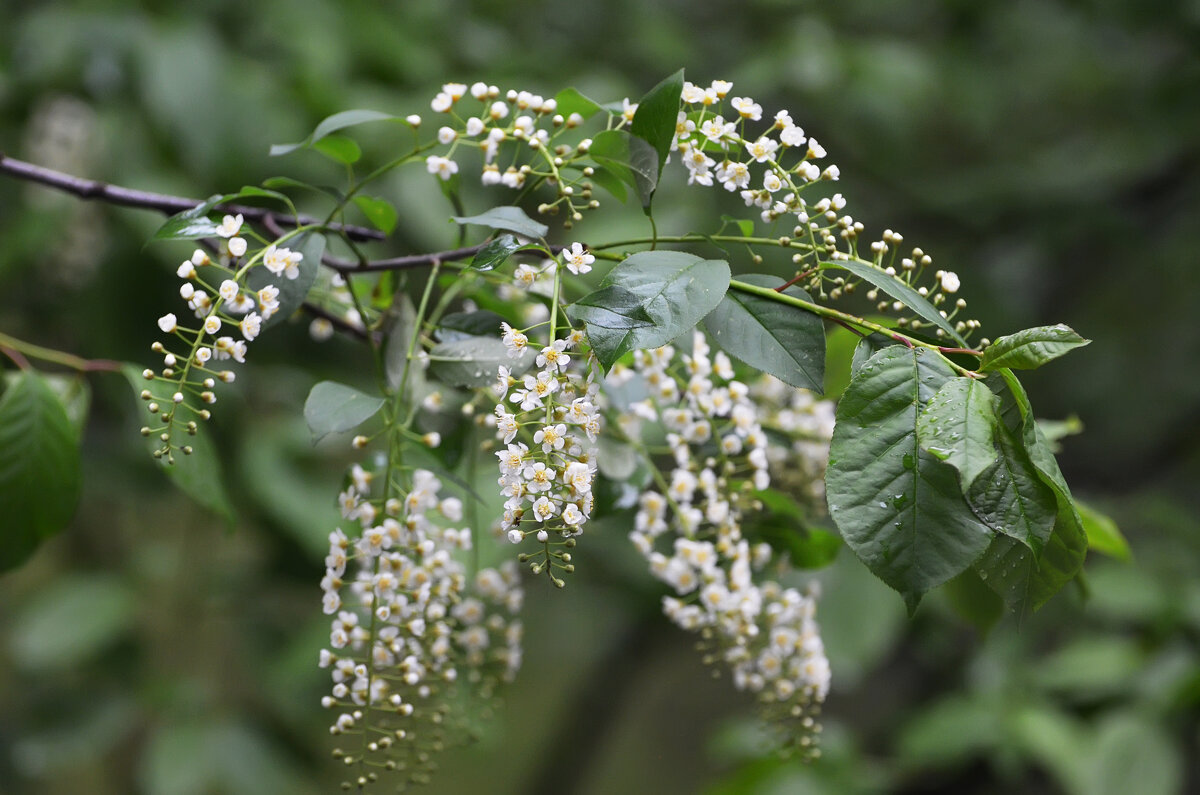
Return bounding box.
[1,0,1199,793]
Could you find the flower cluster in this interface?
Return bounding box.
[138,215,301,461]
[611,331,832,753]
[492,317,600,587]
[321,465,523,788]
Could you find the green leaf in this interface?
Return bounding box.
[916,377,1001,490]
[554,87,604,120]
[979,324,1090,372]
[720,214,755,237]
[566,285,655,331]
[1083,715,1183,795]
[9,372,91,434]
[581,251,730,370]
[270,109,396,156]
[428,335,536,388]
[747,489,841,569]
[246,230,325,329]
[629,68,684,208]
[453,206,549,240]
[470,233,540,271]
[0,371,81,572]
[825,346,993,612]
[819,260,968,346]
[384,294,419,392]
[261,176,344,201]
[311,134,361,164]
[850,332,898,377]
[1077,500,1132,561]
[588,164,629,202]
[705,273,825,392]
[589,129,659,207]
[303,381,385,443]
[942,570,1004,633]
[152,194,226,240]
[8,574,135,669]
[437,309,509,341]
[352,195,398,234]
[965,422,1058,549]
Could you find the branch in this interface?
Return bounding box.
[0,153,384,241]
[300,301,373,343]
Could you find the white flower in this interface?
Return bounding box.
[745,137,779,163]
[426,155,459,181]
[204,316,222,335]
[158,313,177,333]
[437,126,457,145]
[533,423,567,453]
[227,237,247,258]
[216,213,243,238]
[240,312,262,341]
[561,503,584,526]
[262,245,303,279]
[731,96,762,121]
[940,271,961,293]
[500,322,529,358]
[219,279,239,302]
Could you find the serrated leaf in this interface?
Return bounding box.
[0,371,81,572]
[303,381,385,443]
[966,422,1058,549]
[7,372,90,434]
[311,134,361,164]
[819,260,967,345]
[123,365,234,522]
[942,570,1005,633]
[428,335,536,388]
[554,87,604,120]
[629,68,684,208]
[152,194,226,240]
[825,346,993,612]
[566,285,655,331]
[706,274,825,392]
[850,333,898,377]
[245,230,324,329]
[453,206,549,239]
[270,109,396,156]
[353,195,398,234]
[980,324,1090,371]
[581,251,730,371]
[1076,500,1131,561]
[470,233,540,271]
[589,129,659,207]
[916,377,1000,489]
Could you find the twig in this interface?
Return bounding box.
[0,153,384,241]
[301,301,373,343]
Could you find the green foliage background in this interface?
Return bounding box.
[1,1,1198,792]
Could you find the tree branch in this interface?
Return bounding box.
[0,153,384,241]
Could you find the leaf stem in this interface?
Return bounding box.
[0,331,122,373]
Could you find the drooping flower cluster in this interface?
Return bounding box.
[492,317,600,587]
[321,465,523,789]
[138,215,301,461]
[610,331,832,753]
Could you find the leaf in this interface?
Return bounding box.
[470,233,541,271]
[384,294,419,392]
[942,570,1005,633]
[747,489,841,569]
[589,129,659,207]
[262,176,345,201]
[554,87,604,120]
[270,109,397,156]
[916,377,1001,490]
[1083,715,1183,795]
[352,195,398,234]
[966,422,1058,549]
[12,372,91,434]
[246,230,325,329]
[1076,500,1132,561]
[629,68,684,208]
[428,335,536,388]
[311,134,361,164]
[303,381,385,443]
[437,309,509,341]
[8,574,135,669]
[825,346,993,612]
[979,324,1090,372]
[453,206,549,239]
[706,273,825,392]
[850,332,898,377]
[819,260,968,346]
[152,194,226,240]
[720,214,755,237]
[581,250,730,371]
[0,371,81,572]
[567,285,655,331]
[588,164,629,202]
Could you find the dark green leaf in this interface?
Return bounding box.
[942,570,1005,633]
[748,489,841,569]
[966,423,1058,549]
[979,324,1090,372]
[230,185,291,207]
[246,230,324,328]
[629,68,684,207]
[152,194,226,240]
[0,371,81,572]
[720,214,755,237]
[819,260,968,345]
[582,251,730,370]
[437,309,509,341]
[261,176,345,201]
[453,205,549,240]
[311,134,361,164]
[428,335,536,388]
[554,87,604,120]
[850,333,898,377]
[588,164,629,202]
[706,274,825,392]
[303,381,385,443]
[1077,500,1132,561]
[353,195,398,235]
[471,233,540,271]
[916,377,1001,489]
[270,109,396,156]
[589,129,659,207]
[825,346,993,612]
[567,285,655,331]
